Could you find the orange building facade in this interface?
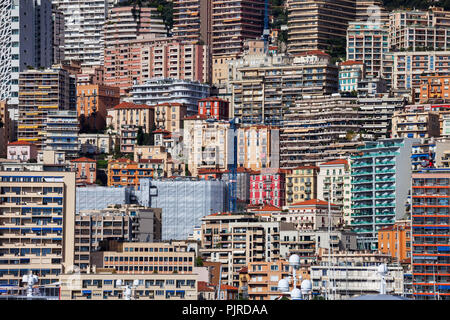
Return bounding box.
[419,75,450,103]
[70,157,97,185]
[107,158,154,188]
[247,260,291,300]
[378,222,411,262]
[77,84,120,130]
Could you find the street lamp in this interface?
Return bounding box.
[116,279,140,300]
[277,254,312,300]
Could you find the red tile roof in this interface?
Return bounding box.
[7,141,35,146]
[220,284,238,291]
[290,199,339,207]
[253,204,282,212]
[291,165,319,170]
[296,50,330,57]
[155,102,184,107]
[198,281,215,292]
[339,60,364,66]
[153,129,171,134]
[71,157,96,163]
[320,159,348,166]
[113,102,153,110]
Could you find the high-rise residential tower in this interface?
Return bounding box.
[56,0,109,67]
[287,0,356,55]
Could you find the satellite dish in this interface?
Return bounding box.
[289,254,300,268]
[290,288,302,300]
[116,279,123,287]
[133,279,139,287]
[278,278,289,292]
[22,275,29,283]
[301,279,312,295]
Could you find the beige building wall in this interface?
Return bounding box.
[183,117,230,176]
[106,103,155,134]
[59,272,198,300]
[0,171,76,286]
[154,103,187,133]
[286,166,319,205]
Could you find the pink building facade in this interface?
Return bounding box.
[7,141,37,162]
[249,169,287,208]
[70,157,97,185]
[104,39,209,97]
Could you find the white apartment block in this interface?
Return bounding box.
[183,116,230,176]
[317,159,352,226]
[389,8,450,51]
[0,0,53,113]
[392,51,450,96]
[346,21,389,78]
[56,0,109,67]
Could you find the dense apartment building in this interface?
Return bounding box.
[79,133,116,154]
[6,141,38,162]
[0,0,53,110]
[0,101,11,154]
[57,0,109,67]
[346,21,389,78]
[77,84,120,130]
[357,95,407,140]
[339,60,365,93]
[198,97,229,120]
[392,51,450,99]
[249,169,287,207]
[90,241,195,274]
[355,0,389,23]
[389,7,450,52]
[104,38,210,96]
[17,67,75,150]
[52,5,65,64]
[104,6,166,46]
[311,260,404,299]
[107,158,154,188]
[419,74,450,103]
[183,116,230,176]
[285,166,318,205]
[287,0,356,55]
[230,51,338,125]
[0,171,76,286]
[106,102,155,134]
[211,0,265,85]
[70,157,97,185]
[350,138,416,251]
[392,110,441,139]
[411,170,450,300]
[140,41,210,85]
[75,204,162,270]
[154,102,187,133]
[247,260,290,300]
[132,78,210,113]
[378,221,411,262]
[59,271,198,300]
[317,159,352,224]
[43,110,79,159]
[237,125,279,171]
[172,0,212,46]
[280,95,363,168]
[199,213,284,287]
